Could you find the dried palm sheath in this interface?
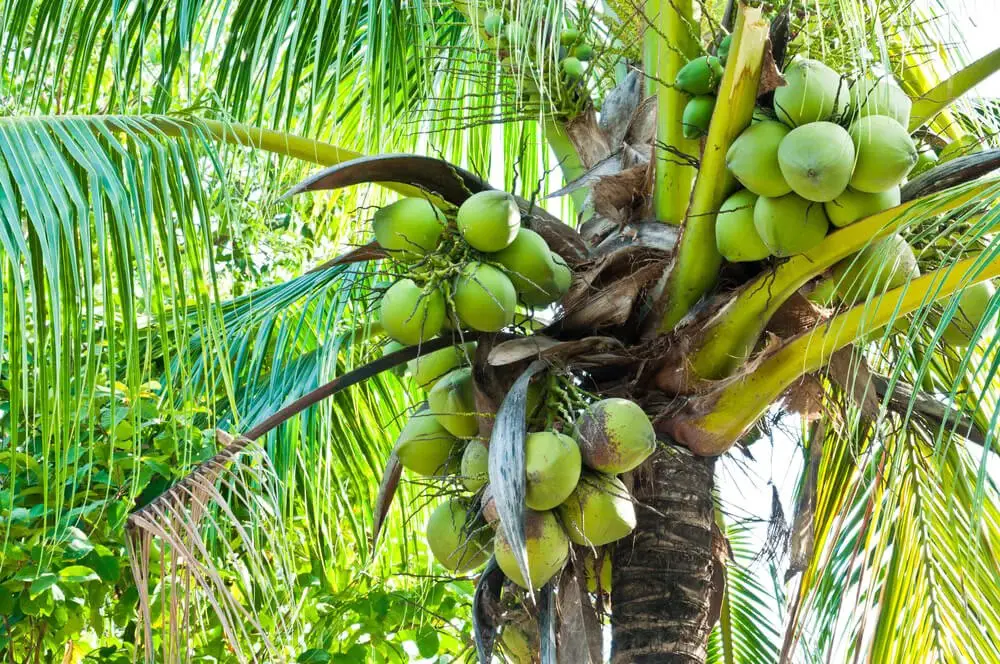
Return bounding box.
[125,334,451,661]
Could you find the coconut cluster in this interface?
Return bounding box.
[375,191,571,345]
[388,359,657,593]
[717,58,918,261]
[673,34,732,139]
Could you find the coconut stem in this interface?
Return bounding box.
[651,4,769,334]
[543,117,589,212]
[667,251,1000,455]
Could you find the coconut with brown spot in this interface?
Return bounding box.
[573,398,656,473]
[494,509,570,590]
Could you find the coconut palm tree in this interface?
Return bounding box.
[2,0,1000,662]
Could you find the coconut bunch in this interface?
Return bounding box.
[375,191,571,345]
[674,34,732,139]
[396,367,657,593]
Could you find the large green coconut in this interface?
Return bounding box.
[407,343,474,390]
[725,121,792,197]
[372,198,445,262]
[380,279,446,345]
[454,262,518,332]
[849,75,912,127]
[824,187,900,228]
[524,431,582,511]
[396,408,462,476]
[674,55,724,95]
[753,194,830,257]
[849,115,918,193]
[494,509,570,590]
[832,233,920,306]
[426,499,491,572]
[428,367,480,438]
[457,190,521,252]
[558,473,637,547]
[777,122,855,202]
[937,280,997,348]
[774,57,849,126]
[493,229,564,306]
[716,189,771,262]
[573,398,656,474]
[682,95,716,139]
[460,439,489,492]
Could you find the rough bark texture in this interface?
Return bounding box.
[612,447,717,663]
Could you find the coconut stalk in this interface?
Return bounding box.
[665,253,1000,455]
[653,4,769,333]
[645,0,698,225]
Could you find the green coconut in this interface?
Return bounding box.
[396,408,462,476]
[938,280,997,348]
[494,508,570,590]
[380,279,446,345]
[460,439,490,492]
[483,13,503,37]
[675,55,724,96]
[939,135,983,163]
[725,121,792,197]
[910,149,939,177]
[716,189,771,262]
[493,229,564,306]
[717,34,732,63]
[682,95,716,139]
[480,484,498,525]
[849,76,912,127]
[824,187,900,228]
[500,616,537,663]
[777,121,855,202]
[428,367,480,438]
[560,28,581,46]
[806,277,838,307]
[583,550,613,595]
[753,194,830,257]
[407,344,472,390]
[558,472,637,547]
[561,57,585,78]
[849,115,918,193]
[573,398,655,474]
[426,499,491,572]
[573,43,594,61]
[372,198,445,262]
[524,431,582,511]
[832,233,920,306]
[457,190,521,252]
[382,340,408,377]
[454,262,518,332]
[774,57,849,126]
[552,254,572,297]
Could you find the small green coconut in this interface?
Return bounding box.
[372,198,445,262]
[573,398,656,474]
[382,340,408,377]
[493,229,564,306]
[561,56,585,78]
[551,254,572,297]
[558,472,637,547]
[753,194,830,257]
[524,431,582,511]
[460,439,490,492]
[675,55,724,96]
[910,149,939,177]
[407,344,472,390]
[682,95,716,139]
[848,115,918,193]
[726,121,792,197]
[716,189,771,262]
[774,57,849,126]
[494,508,570,591]
[573,43,594,61]
[454,262,518,332]
[500,619,536,663]
[939,135,982,163]
[380,279,446,345]
[396,408,462,476]
[777,121,855,202]
[717,34,732,63]
[560,28,581,46]
[849,75,912,127]
[483,13,503,37]
[937,280,997,348]
[824,187,900,228]
[426,499,491,572]
[457,190,521,252]
[428,367,480,438]
[832,233,920,306]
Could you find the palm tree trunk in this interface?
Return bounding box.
[611,448,717,663]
